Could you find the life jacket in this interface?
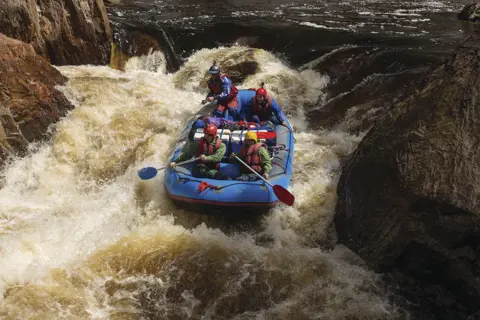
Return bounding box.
[195,137,222,169]
[208,74,238,102]
[251,94,273,119]
[239,142,267,174]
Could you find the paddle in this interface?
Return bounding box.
[233,155,294,206]
[137,157,200,180]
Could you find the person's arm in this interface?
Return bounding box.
[270,98,287,124]
[270,98,288,126]
[214,77,232,100]
[239,102,251,121]
[259,147,272,174]
[205,79,215,99]
[204,142,226,162]
[230,145,245,163]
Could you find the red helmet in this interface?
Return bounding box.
[204,123,217,135]
[256,87,267,97]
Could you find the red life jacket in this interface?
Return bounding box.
[251,94,273,119]
[239,142,267,173]
[208,74,238,102]
[195,137,222,169]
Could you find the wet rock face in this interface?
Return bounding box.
[0,0,112,65]
[305,47,441,99]
[0,34,73,164]
[306,47,443,134]
[335,30,480,319]
[307,67,431,134]
[108,26,182,73]
[458,2,480,22]
[110,29,162,71]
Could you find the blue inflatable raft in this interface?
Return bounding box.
[163,90,294,211]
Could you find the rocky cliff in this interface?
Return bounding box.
[0,0,112,65]
[459,2,480,22]
[335,30,480,318]
[0,34,73,163]
[305,47,443,134]
[0,0,112,166]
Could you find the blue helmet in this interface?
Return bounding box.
[208,64,220,75]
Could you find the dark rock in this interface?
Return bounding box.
[110,29,162,71]
[305,46,443,134]
[109,24,180,72]
[0,0,112,65]
[303,47,442,99]
[307,67,431,134]
[335,30,480,319]
[0,34,73,165]
[458,2,480,22]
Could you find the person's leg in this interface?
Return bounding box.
[250,115,260,123]
[235,173,259,181]
[227,97,238,109]
[268,115,280,125]
[212,102,228,117]
[227,108,240,121]
[192,165,210,178]
[235,174,250,181]
[226,97,239,120]
[260,120,275,130]
[212,171,231,180]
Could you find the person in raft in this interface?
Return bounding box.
[241,83,288,127]
[205,61,240,120]
[231,131,272,181]
[169,123,230,180]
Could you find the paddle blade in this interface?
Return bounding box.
[137,167,158,180]
[273,185,295,206]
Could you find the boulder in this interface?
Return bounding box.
[305,47,443,134]
[307,67,430,134]
[0,34,73,164]
[458,2,480,22]
[0,0,112,65]
[110,30,161,71]
[335,30,480,318]
[109,28,171,72]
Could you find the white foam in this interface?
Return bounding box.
[0,46,398,318]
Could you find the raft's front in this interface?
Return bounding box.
[164,167,286,207]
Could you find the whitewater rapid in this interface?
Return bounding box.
[0,47,401,319]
